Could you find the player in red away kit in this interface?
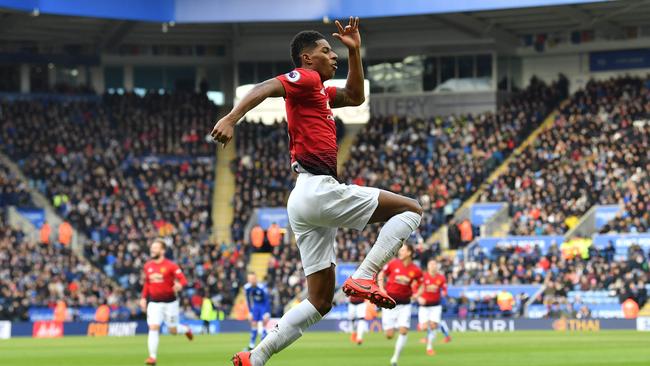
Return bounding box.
[140,239,193,365]
[379,244,423,366]
[212,17,423,366]
[416,258,448,355]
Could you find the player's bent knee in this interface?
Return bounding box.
[168,327,177,334]
[149,324,160,331]
[313,300,333,315]
[399,327,408,335]
[407,198,423,216]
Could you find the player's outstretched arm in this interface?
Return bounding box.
[331,16,365,108]
[211,78,285,147]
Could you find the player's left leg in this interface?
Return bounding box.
[390,327,409,366]
[417,305,428,344]
[426,321,438,355]
[389,304,411,366]
[355,302,367,344]
[260,313,270,340]
[246,264,334,366]
[352,191,422,279]
[348,304,357,343]
[249,319,259,350]
[165,300,193,341]
[440,321,451,342]
[342,190,422,308]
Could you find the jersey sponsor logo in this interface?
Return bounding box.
[286,71,301,82]
[149,273,164,283]
[425,284,439,292]
[394,275,411,285]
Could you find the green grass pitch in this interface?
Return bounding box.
[1,330,648,366]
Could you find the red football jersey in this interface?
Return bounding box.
[141,259,188,302]
[276,68,338,178]
[383,259,423,304]
[420,272,447,305]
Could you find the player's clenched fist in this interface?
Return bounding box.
[211,115,237,147]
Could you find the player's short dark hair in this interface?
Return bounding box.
[290,30,325,68]
[403,243,414,257]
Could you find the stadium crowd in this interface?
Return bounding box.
[341,75,565,240]
[0,226,135,321]
[441,239,649,318]
[481,76,650,235]
[1,74,647,321]
[0,93,246,318]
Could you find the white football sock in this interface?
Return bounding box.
[250,299,322,366]
[353,211,421,279]
[427,328,436,350]
[176,324,189,334]
[148,330,159,359]
[390,334,408,363]
[356,320,365,341]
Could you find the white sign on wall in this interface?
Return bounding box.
[0,321,11,339]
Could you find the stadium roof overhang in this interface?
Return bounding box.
[0,0,610,23]
[1,0,649,55]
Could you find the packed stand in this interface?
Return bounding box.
[0,92,245,318]
[0,162,34,216]
[0,226,135,321]
[481,76,650,235]
[342,75,565,242]
[599,168,650,234]
[436,240,649,318]
[230,120,294,242]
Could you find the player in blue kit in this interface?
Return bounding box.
[245,273,271,350]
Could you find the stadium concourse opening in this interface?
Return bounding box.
[1,1,650,366]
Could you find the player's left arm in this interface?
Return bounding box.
[331,17,365,108]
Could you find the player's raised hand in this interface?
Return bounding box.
[210,115,236,148]
[333,16,361,50]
